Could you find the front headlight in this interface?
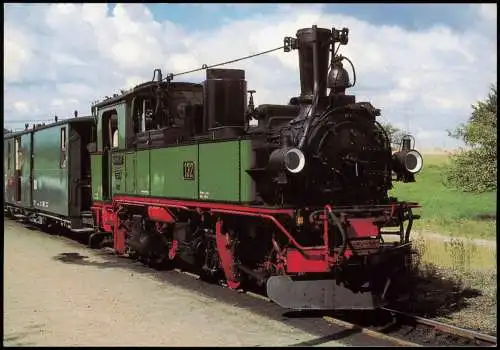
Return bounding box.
[284,148,306,174]
[404,150,423,174]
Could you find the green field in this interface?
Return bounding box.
[390,154,496,240]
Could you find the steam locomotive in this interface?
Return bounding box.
[4,25,423,310]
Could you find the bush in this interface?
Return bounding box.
[445,85,497,193]
[381,122,406,148]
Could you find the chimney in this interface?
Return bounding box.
[295,26,332,102]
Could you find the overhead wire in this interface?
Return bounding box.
[5,119,55,123]
[164,45,285,81]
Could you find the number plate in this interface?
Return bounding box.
[349,239,380,255]
[183,161,195,180]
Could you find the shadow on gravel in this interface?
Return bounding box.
[473,213,496,221]
[388,265,484,320]
[287,329,362,347]
[20,223,39,231]
[3,327,42,347]
[53,252,139,270]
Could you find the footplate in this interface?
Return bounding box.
[266,275,380,310]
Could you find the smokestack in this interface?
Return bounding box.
[295,26,331,101]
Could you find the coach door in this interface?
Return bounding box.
[14,136,22,202]
[5,139,15,203]
[20,133,33,207]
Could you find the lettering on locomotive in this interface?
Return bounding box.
[183,161,195,180]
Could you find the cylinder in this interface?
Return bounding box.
[296,27,331,100]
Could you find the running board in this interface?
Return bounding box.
[266,276,381,310]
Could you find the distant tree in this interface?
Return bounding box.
[445,84,497,192]
[381,122,406,148]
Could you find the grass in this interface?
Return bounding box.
[411,233,496,272]
[389,153,497,240]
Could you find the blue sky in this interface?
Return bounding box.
[4,3,497,149]
[146,3,479,32]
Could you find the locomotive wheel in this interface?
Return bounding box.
[147,255,173,271]
[40,222,59,235]
[4,208,15,219]
[88,232,112,249]
[88,232,102,249]
[199,270,220,285]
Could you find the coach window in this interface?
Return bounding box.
[15,137,21,170]
[112,127,119,148]
[7,141,11,170]
[111,114,119,149]
[60,127,67,168]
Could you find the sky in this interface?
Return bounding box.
[4,3,497,149]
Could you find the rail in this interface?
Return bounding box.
[381,307,497,346]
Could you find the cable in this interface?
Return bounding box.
[164,45,285,81]
[333,42,341,58]
[342,55,356,88]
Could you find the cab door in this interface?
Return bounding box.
[125,152,136,194]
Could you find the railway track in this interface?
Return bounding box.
[319,305,497,347]
[380,307,497,347]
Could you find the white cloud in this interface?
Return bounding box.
[478,3,497,24]
[124,76,146,89]
[4,23,33,83]
[13,101,31,115]
[56,83,94,98]
[3,4,497,148]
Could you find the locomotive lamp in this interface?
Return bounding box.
[285,148,306,173]
[392,135,424,182]
[327,56,351,93]
[328,27,355,95]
